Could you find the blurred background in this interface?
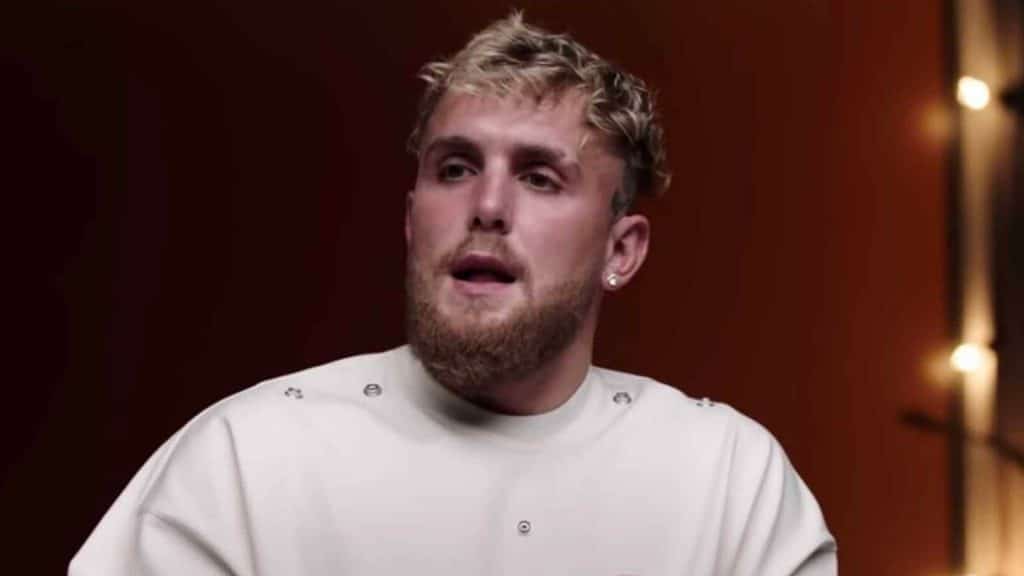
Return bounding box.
[7,0,1023,573]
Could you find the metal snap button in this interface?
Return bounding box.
[517,520,532,535]
[612,391,632,405]
[363,383,382,397]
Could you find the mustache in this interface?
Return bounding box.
[438,235,527,279]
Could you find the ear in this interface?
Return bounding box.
[405,190,414,247]
[603,214,650,291]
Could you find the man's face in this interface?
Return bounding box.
[405,90,624,393]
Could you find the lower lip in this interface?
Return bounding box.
[451,277,516,296]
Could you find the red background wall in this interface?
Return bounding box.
[9,1,952,573]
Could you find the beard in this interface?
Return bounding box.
[405,241,600,404]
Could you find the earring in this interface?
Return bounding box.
[606,273,619,288]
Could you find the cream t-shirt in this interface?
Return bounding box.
[70,346,836,575]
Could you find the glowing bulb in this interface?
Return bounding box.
[957,76,991,110]
[950,343,985,373]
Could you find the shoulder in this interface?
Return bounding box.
[224,346,403,405]
[135,346,409,501]
[594,367,836,572]
[593,365,779,462]
[187,345,406,425]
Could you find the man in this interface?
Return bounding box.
[71,13,836,575]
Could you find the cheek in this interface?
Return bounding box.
[526,216,608,280]
[409,197,456,251]
[407,195,464,261]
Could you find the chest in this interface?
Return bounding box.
[232,412,729,575]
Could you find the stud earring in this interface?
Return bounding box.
[606,274,619,288]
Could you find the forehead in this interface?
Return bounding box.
[422,89,609,159]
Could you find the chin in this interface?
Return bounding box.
[439,298,522,329]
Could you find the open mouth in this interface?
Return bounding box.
[450,254,518,284]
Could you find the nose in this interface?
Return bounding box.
[470,169,513,234]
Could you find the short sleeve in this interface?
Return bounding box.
[721,415,837,576]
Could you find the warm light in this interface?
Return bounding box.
[951,343,986,373]
[957,76,991,110]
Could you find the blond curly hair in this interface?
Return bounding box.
[408,12,670,214]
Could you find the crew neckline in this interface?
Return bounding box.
[393,345,606,447]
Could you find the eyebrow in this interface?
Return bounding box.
[513,144,582,181]
[513,144,566,165]
[421,136,480,162]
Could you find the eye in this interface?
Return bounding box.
[521,170,561,192]
[437,161,475,182]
